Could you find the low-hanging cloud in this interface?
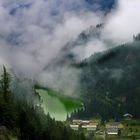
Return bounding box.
[0,0,102,77]
[103,0,140,44]
[0,0,140,96]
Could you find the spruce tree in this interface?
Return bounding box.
[0,66,11,101]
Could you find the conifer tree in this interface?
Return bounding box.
[0,66,11,101]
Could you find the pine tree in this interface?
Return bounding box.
[0,66,11,101]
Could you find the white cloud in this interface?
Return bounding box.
[37,66,81,97]
[72,39,106,60]
[103,0,140,44]
[0,0,102,77]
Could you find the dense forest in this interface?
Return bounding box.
[73,37,140,121]
[0,66,86,140]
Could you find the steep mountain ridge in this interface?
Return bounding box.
[74,40,140,119]
[44,24,104,69]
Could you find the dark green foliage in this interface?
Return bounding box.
[73,41,140,120]
[0,66,11,101]
[96,49,118,64]
[0,66,17,128]
[133,33,140,41]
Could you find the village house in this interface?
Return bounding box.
[82,124,97,131]
[70,124,79,131]
[70,120,100,131]
[123,113,133,120]
[106,122,123,135]
[72,120,89,125]
[106,128,119,135]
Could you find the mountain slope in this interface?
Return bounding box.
[74,40,140,120]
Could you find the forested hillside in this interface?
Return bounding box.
[73,38,140,120]
[0,66,86,140]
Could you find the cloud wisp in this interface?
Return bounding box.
[103,0,140,44]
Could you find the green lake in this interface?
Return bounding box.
[35,89,83,121]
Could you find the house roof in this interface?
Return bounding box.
[82,125,97,128]
[70,125,79,128]
[107,128,118,132]
[106,122,122,126]
[123,113,133,117]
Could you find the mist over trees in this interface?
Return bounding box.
[0,66,86,140]
[72,39,140,121]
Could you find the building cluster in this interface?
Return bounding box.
[70,114,133,136]
[70,120,99,131]
[70,120,124,135]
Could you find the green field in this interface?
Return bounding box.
[121,119,140,139]
[35,88,83,121]
[95,136,133,140]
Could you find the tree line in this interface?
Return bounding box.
[72,41,140,121]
